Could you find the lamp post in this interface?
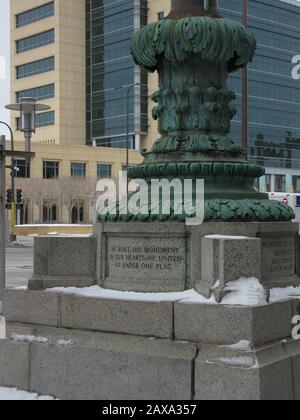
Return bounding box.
[125,83,140,172]
[0,121,16,242]
[0,98,51,298]
[5,98,51,241]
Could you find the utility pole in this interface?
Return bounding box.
[0,136,6,300]
[242,0,248,154]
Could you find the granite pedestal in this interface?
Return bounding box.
[1,221,300,400]
[0,287,300,400]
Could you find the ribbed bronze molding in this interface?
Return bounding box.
[167,0,221,19]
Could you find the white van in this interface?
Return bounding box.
[268,193,300,225]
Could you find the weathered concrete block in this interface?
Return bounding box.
[60,295,174,338]
[194,222,300,292]
[219,238,261,284]
[30,331,197,400]
[174,300,293,346]
[29,236,96,289]
[3,289,59,327]
[0,340,30,390]
[293,355,300,400]
[199,237,219,298]
[200,236,262,301]
[195,359,294,400]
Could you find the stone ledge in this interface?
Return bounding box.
[174,300,293,346]
[2,323,300,400]
[2,289,296,346]
[0,340,30,391]
[32,236,96,289]
[29,276,95,290]
[3,324,197,401]
[3,289,60,327]
[60,294,174,339]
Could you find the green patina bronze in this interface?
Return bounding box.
[98,0,294,222]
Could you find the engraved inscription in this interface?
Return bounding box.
[261,236,295,278]
[107,236,186,280]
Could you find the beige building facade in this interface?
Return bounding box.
[8,0,161,224]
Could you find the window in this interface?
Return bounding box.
[17,111,55,130]
[14,160,30,178]
[17,30,54,53]
[158,12,165,20]
[43,201,58,223]
[71,163,86,178]
[293,177,300,193]
[17,84,55,102]
[43,161,59,179]
[275,175,286,193]
[97,164,112,179]
[16,2,54,28]
[265,175,272,192]
[95,135,135,149]
[17,57,55,79]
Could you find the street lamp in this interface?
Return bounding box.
[6,97,51,154]
[125,83,141,171]
[0,97,51,298]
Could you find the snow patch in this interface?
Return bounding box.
[47,285,217,304]
[205,235,250,240]
[221,278,268,306]
[211,357,257,368]
[9,334,49,345]
[222,340,252,352]
[270,286,300,303]
[56,339,75,347]
[0,388,55,401]
[46,279,267,307]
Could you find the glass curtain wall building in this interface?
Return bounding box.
[219,0,300,191]
[86,0,148,149]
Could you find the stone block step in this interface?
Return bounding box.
[3,288,297,345]
[1,324,197,400]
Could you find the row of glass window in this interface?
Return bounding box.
[16,2,54,28]
[17,57,55,79]
[14,160,113,180]
[219,0,300,30]
[16,84,55,102]
[16,29,55,53]
[16,111,55,130]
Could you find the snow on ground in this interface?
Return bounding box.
[0,388,55,401]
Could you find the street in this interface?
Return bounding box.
[6,237,33,288]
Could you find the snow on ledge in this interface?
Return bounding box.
[47,285,217,304]
[270,286,300,303]
[205,235,251,240]
[221,340,252,352]
[47,278,268,307]
[0,388,56,401]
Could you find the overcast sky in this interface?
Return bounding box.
[0,0,10,137]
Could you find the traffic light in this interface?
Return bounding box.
[6,189,12,203]
[6,189,12,209]
[16,189,23,205]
